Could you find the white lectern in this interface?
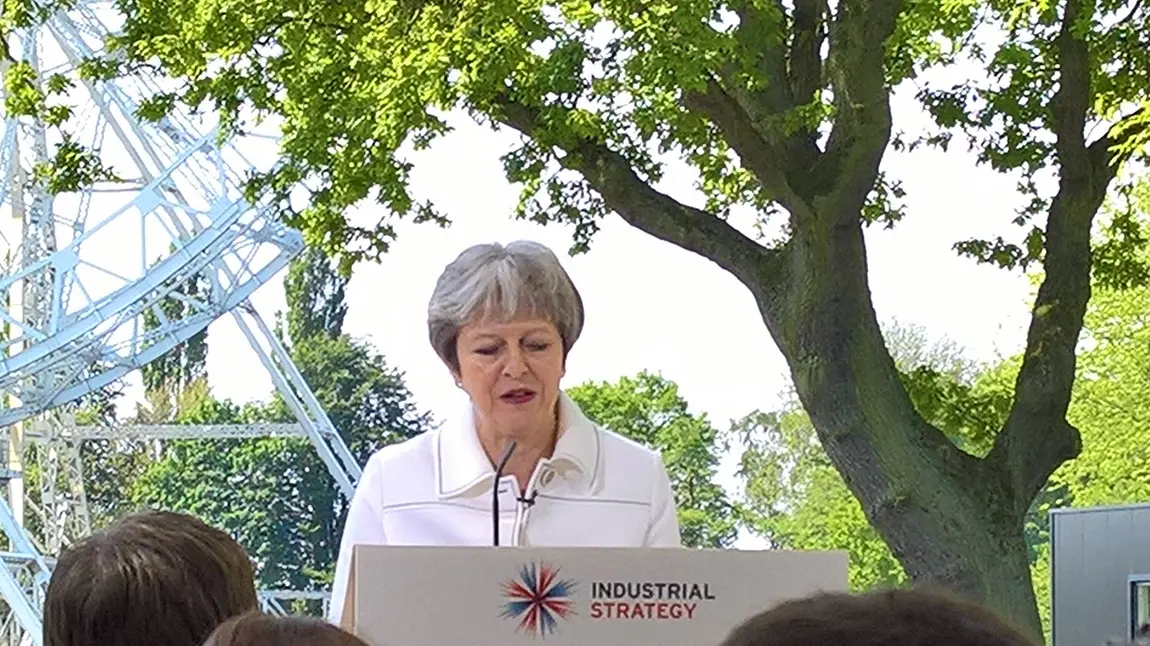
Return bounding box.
[340,546,848,646]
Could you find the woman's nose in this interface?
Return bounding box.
[501,348,528,377]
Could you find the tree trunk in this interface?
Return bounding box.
[757,210,1045,639]
[903,518,1040,640]
[865,454,1042,638]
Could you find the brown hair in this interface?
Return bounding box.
[718,588,1038,646]
[202,613,373,646]
[44,510,259,646]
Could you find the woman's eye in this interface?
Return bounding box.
[475,346,499,355]
[526,342,551,352]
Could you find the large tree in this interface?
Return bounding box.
[110,0,1150,634]
[566,371,738,548]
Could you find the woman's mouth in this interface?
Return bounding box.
[500,389,536,405]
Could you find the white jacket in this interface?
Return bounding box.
[328,393,682,624]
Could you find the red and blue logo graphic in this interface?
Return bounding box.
[500,562,577,637]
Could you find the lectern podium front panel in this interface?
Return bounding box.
[341,546,847,646]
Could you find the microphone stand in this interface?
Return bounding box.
[492,440,517,546]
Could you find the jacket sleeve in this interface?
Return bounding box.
[328,454,388,626]
[644,452,683,547]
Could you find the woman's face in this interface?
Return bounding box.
[454,316,566,440]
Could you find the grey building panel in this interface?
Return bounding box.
[1051,505,1150,646]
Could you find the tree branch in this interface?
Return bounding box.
[819,0,904,218]
[722,2,824,201]
[730,0,795,116]
[1087,108,1149,171]
[1052,0,1091,175]
[682,77,809,216]
[494,99,783,290]
[782,0,830,199]
[989,111,1147,511]
[788,0,826,108]
[986,0,1106,516]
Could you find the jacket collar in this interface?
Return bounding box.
[434,392,601,498]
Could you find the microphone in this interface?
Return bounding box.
[492,440,517,546]
[516,492,537,508]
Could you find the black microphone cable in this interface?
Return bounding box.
[492,440,518,546]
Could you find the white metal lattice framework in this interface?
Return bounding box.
[0,3,361,644]
[22,418,335,620]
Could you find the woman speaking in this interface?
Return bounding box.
[328,240,682,623]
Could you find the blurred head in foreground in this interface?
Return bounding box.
[44,510,259,646]
[202,613,373,646]
[718,588,1038,646]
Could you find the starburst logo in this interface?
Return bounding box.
[500,562,577,638]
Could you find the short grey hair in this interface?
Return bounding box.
[427,240,585,372]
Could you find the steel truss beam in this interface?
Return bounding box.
[28,422,306,442]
